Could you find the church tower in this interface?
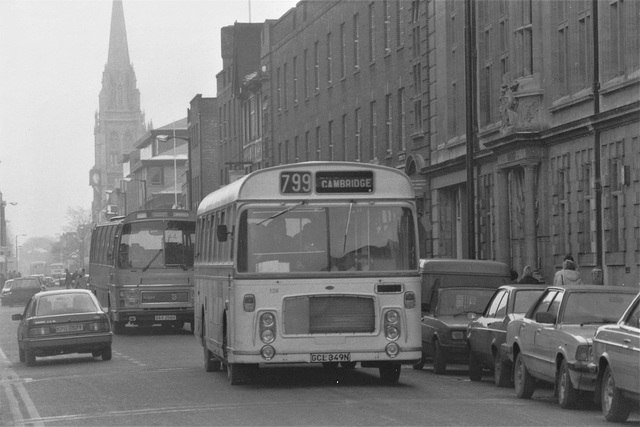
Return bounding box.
[90,0,146,222]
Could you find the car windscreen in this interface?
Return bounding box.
[513,289,546,314]
[562,292,636,325]
[14,279,40,289]
[437,288,496,316]
[237,203,416,273]
[117,220,195,270]
[36,293,100,315]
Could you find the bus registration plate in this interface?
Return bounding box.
[155,315,176,321]
[310,353,350,363]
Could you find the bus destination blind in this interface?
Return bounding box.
[315,171,374,193]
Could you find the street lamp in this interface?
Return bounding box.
[15,233,26,273]
[157,131,190,210]
[121,177,147,212]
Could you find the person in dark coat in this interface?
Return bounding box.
[64,269,72,289]
[518,265,540,284]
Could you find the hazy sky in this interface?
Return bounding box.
[0,0,298,241]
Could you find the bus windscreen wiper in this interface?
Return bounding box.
[257,201,306,226]
[142,249,163,272]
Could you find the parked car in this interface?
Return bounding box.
[503,285,637,409]
[1,277,46,306]
[414,259,511,374]
[11,289,113,365]
[467,284,546,386]
[592,291,640,422]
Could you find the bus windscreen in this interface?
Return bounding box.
[117,220,195,270]
[238,203,416,273]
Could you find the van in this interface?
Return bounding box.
[414,259,511,374]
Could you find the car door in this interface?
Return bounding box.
[608,298,640,394]
[520,289,561,378]
[533,290,564,382]
[471,289,507,365]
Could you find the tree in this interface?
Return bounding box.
[61,207,93,270]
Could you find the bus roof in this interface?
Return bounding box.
[198,162,415,215]
[95,209,195,227]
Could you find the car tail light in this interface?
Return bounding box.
[88,321,110,332]
[259,312,276,344]
[29,326,51,336]
[384,309,400,341]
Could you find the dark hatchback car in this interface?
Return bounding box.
[1,277,46,306]
[12,289,112,366]
[467,284,546,386]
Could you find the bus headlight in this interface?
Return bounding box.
[261,345,276,360]
[119,289,139,307]
[404,291,416,309]
[383,309,401,341]
[259,311,277,344]
[385,342,400,358]
[243,294,255,312]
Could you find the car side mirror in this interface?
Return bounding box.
[11,314,23,321]
[535,311,557,324]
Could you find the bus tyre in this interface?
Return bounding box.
[468,351,483,381]
[227,363,250,385]
[514,352,535,399]
[601,365,632,422]
[432,340,447,374]
[204,344,221,372]
[101,345,112,361]
[379,363,401,384]
[112,322,125,334]
[25,349,36,366]
[494,352,511,388]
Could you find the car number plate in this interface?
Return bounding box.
[310,353,351,363]
[56,325,83,333]
[155,315,176,321]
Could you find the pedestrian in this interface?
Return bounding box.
[553,254,583,286]
[77,268,87,289]
[518,265,540,284]
[510,269,519,283]
[64,268,72,289]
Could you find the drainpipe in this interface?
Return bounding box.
[465,0,477,258]
[592,0,603,285]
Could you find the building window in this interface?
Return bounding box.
[294,136,299,162]
[412,26,421,59]
[293,56,298,104]
[277,67,281,112]
[303,49,309,99]
[413,62,422,93]
[340,23,347,79]
[396,0,404,48]
[353,13,360,70]
[397,87,406,151]
[341,113,348,161]
[385,93,393,154]
[355,107,361,161]
[368,3,375,63]
[577,12,593,90]
[315,126,321,160]
[149,167,163,185]
[514,0,533,77]
[304,130,310,161]
[557,24,570,96]
[283,63,288,110]
[326,33,333,85]
[314,41,320,93]
[413,99,422,134]
[383,0,391,54]
[370,100,377,160]
[481,64,493,125]
[328,120,334,161]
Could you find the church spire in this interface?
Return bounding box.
[107,0,130,69]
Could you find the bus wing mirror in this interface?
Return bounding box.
[217,225,229,242]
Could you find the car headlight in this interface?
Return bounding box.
[575,345,591,361]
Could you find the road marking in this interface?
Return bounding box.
[0,346,43,426]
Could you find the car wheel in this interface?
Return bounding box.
[494,351,511,388]
[25,349,36,366]
[468,350,483,381]
[19,347,25,363]
[601,365,632,422]
[92,350,101,358]
[514,352,534,399]
[379,363,401,384]
[557,359,578,409]
[101,346,112,361]
[432,340,447,374]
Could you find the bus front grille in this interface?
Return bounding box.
[283,295,375,334]
[141,291,189,303]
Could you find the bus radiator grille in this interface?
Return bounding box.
[141,291,189,303]
[283,295,375,334]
